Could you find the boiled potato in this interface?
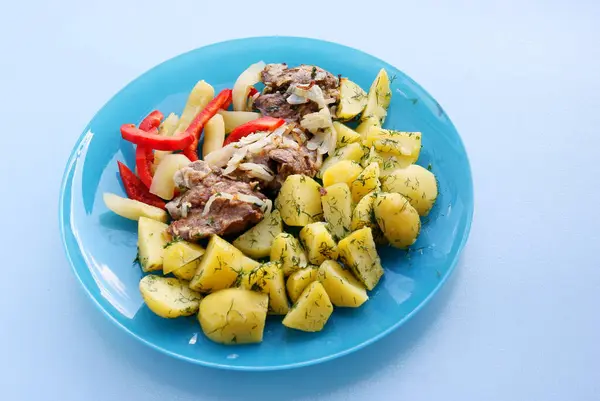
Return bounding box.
[361,146,410,176]
[232,61,265,111]
[189,235,259,293]
[286,266,319,303]
[351,162,381,203]
[162,240,205,280]
[218,110,261,133]
[338,227,383,290]
[202,114,225,158]
[154,112,181,171]
[322,160,363,188]
[275,175,323,226]
[150,154,191,200]
[139,275,202,318]
[362,68,391,123]
[350,191,386,245]
[270,233,308,276]
[364,128,421,164]
[318,142,367,178]
[283,281,333,332]
[233,210,283,259]
[374,192,421,248]
[103,193,167,222]
[174,80,215,135]
[333,122,362,148]
[239,261,289,315]
[299,222,339,265]
[336,78,368,121]
[317,260,368,308]
[321,183,352,240]
[356,116,381,139]
[382,165,438,216]
[198,288,268,345]
[138,217,169,272]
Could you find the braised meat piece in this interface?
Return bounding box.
[166,161,267,241]
[266,146,320,191]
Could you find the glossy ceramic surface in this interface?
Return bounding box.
[59,36,473,371]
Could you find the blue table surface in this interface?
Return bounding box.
[2,1,599,400]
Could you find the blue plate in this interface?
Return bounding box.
[59,36,473,371]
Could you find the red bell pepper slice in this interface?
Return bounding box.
[136,110,164,188]
[121,124,194,151]
[117,161,165,209]
[223,117,285,146]
[183,89,233,161]
[248,86,259,97]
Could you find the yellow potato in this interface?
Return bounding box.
[351,162,381,203]
[364,128,421,164]
[150,154,191,200]
[162,240,205,280]
[362,68,391,123]
[232,61,265,111]
[139,275,202,318]
[286,266,319,303]
[282,281,333,332]
[103,193,167,223]
[202,114,225,158]
[355,116,381,139]
[322,160,363,188]
[374,192,421,248]
[382,165,438,216]
[270,233,308,276]
[174,80,215,135]
[321,183,352,240]
[361,146,411,176]
[317,260,368,307]
[333,122,362,148]
[350,191,387,245]
[154,112,180,171]
[318,142,367,178]
[189,235,259,293]
[275,175,323,226]
[233,210,283,259]
[239,262,289,315]
[338,227,383,290]
[198,288,268,345]
[336,78,368,121]
[299,222,339,265]
[137,217,169,272]
[218,110,261,133]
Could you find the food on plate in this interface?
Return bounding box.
[233,210,283,259]
[137,217,169,272]
[139,275,202,318]
[198,288,268,344]
[282,281,333,332]
[270,233,308,276]
[105,61,439,345]
[317,260,369,308]
[374,192,421,248]
[286,266,318,303]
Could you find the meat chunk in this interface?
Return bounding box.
[166,160,266,241]
[254,93,319,121]
[267,146,320,191]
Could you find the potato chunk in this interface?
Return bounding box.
[322,160,363,188]
[362,68,391,123]
[318,142,367,178]
[350,192,387,245]
[333,122,362,147]
[103,193,167,222]
[137,217,169,272]
[321,183,352,240]
[238,261,289,315]
[233,210,283,258]
[218,110,260,133]
[299,222,339,265]
[351,162,380,203]
[336,78,368,121]
[198,288,268,345]
[317,260,368,307]
[270,233,308,276]
[189,235,259,293]
[275,175,323,226]
[338,227,383,290]
[282,282,333,332]
[139,275,202,318]
[381,165,438,216]
[355,116,381,138]
[374,192,421,248]
[286,266,319,303]
[363,128,421,164]
[162,241,205,280]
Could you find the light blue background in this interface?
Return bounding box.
[2,0,599,400]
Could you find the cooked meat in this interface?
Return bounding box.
[267,146,320,191]
[254,93,319,121]
[166,160,266,241]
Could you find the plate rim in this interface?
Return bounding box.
[58,35,474,371]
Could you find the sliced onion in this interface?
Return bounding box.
[232,61,266,111]
[238,163,275,181]
[202,192,234,216]
[287,93,309,104]
[235,193,268,209]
